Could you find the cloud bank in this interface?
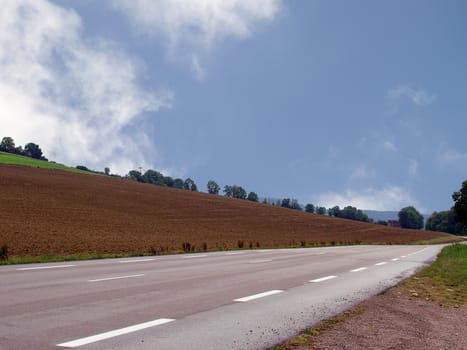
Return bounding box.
[316,186,422,211]
[112,0,282,79]
[0,0,172,174]
[387,85,435,106]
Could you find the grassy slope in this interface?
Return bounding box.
[411,243,467,305]
[0,151,92,175]
[0,163,460,263]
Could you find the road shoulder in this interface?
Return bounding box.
[273,244,467,350]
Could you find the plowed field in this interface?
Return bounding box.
[0,164,451,258]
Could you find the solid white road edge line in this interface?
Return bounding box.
[88,274,144,282]
[234,290,284,302]
[375,262,387,266]
[350,267,367,272]
[225,252,245,255]
[56,318,175,348]
[16,265,75,271]
[310,275,337,283]
[183,255,208,259]
[118,259,156,263]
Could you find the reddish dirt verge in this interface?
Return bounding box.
[0,164,453,257]
[287,285,467,350]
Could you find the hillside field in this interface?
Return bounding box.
[0,164,456,259]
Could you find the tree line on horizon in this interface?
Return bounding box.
[2,135,466,235]
[0,136,46,161]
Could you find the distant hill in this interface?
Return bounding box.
[364,210,430,224]
[0,164,455,259]
[363,210,399,222]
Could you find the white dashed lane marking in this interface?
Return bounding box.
[310,275,337,283]
[56,318,175,348]
[16,265,75,271]
[248,259,273,264]
[88,274,144,283]
[375,262,387,266]
[234,290,283,302]
[350,267,367,272]
[118,259,156,263]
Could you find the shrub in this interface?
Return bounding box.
[0,244,8,262]
[237,240,244,249]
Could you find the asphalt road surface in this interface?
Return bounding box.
[0,245,444,349]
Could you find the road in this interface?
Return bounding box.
[0,245,443,349]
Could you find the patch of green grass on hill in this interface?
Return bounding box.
[0,152,93,175]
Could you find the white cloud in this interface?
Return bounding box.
[0,0,172,174]
[383,140,398,152]
[191,55,208,81]
[408,159,418,178]
[387,85,435,106]
[112,0,282,77]
[436,147,467,171]
[350,164,373,181]
[316,186,422,211]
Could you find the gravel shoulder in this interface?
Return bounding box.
[303,284,466,350]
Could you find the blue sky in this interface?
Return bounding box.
[1,0,466,213]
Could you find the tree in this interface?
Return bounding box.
[281,198,291,209]
[1,137,16,153]
[24,143,44,160]
[104,167,110,176]
[425,210,464,235]
[452,180,467,230]
[164,176,174,187]
[232,185,247,199]
[398,206,424,229]
[330,206,341,217]
[291,199,302,211]
[143,169,165,185]
[305,203,315,213]
[0,137,15,153]
[184,178,198,191]
[223,185,233,197]
[224,185,246,199]
[128,170,143,182]
[207,180,220,195]
[329,205,370,223]
[14,145,24,155]
[316,207,327,215]
[173,178,184,189]
[247,192,259,202]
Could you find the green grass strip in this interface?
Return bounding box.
[0,152,94,175]
[419,244,467,300]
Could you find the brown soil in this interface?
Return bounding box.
[0,164,453,257]
[285,285,467,350]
